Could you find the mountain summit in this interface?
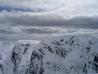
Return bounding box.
[1,35,98,74]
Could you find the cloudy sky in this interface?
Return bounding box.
[0,0,98,41]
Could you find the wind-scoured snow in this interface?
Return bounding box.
[0,34,98,74]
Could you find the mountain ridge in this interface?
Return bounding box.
[0,34,98,74]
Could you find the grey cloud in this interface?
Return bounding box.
[0,36,7,40]
[1,12,98,29]
[0,26,65,35]
[6,14,65,26]
[22,28,57,34]
[64,16,98,29]
[0,29,16,34]
[0,12,65,27]
[1,12,98,41]
[0,0,98,41]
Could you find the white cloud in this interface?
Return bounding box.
[54,0,98,18]
[0,0,98,18]
[0,0,65,11]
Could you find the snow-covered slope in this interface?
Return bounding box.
[0,41,16,60]
[1,35,98,74]
[25,35,98,74]
[0,40,40,74]
[11,40,40,74]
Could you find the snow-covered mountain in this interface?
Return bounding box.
[11,40,40,74]
[0,41,16,60]
[0,40,40,74]
[25,35,98,74]
[1,35,98,74]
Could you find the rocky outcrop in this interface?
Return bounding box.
[11,42,31,74]
[25,35,98,74]
[6,35,98,74]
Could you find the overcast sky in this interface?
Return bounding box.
[0,0,98,41]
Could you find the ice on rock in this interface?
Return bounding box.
[26,35,98,74]
[11,40,40,74]
[1,35,98,74]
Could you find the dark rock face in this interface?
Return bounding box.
[92,54,98,72]
[23,44,31,54]
[26,50,44,74]
[11,43,31,74]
